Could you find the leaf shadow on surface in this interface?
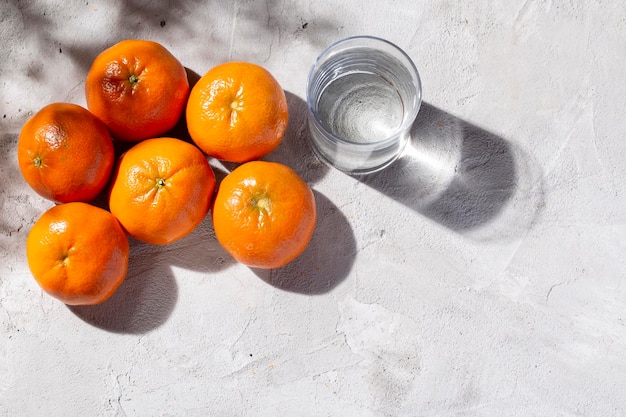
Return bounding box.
[7,0,340,116]
[0,133,41,258]
[251,190,356,295]
[356,102,545,238]
[0,134,20,230]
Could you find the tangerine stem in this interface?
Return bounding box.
[230,100,244,112]
[32,156,42,168]
[256,197,270,210]
[155,178,166,188]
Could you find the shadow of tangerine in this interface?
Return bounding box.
[251,191,356,294]
[161,67,202,145]
[69,193,244,332]
[68,238,179,334]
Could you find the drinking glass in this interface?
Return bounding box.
[307,36,422,175]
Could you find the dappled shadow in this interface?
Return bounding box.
[2,0,342,134]
[252,191,355,294]
[0,133,52,271]
[3,1,347,332]
[358,103,544,239]
[4,0,340,100]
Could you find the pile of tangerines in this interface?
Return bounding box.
[18,40,317,306]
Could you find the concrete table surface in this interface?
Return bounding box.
[1,1,625,416]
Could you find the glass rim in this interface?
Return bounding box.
[306,35,422,150]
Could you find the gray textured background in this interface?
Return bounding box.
[1,1,625,416]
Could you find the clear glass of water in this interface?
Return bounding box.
[307,36,422,175]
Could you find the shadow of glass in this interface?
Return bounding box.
[358,102,544,239]
[264,91,329,184]
[252,191,356,294]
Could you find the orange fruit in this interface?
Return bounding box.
[85,39,189,142]
[212,161,316,269]
[186,61,288,163]
[26,202,129,305]
[17,102,115,203]
[109,137,216,245]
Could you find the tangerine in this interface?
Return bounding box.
[108,137,216,245]
[85,39,189,142]
[186,62,288,163]
[17,102,115,203]
[212,161,316,269]
[26,202,129,305]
